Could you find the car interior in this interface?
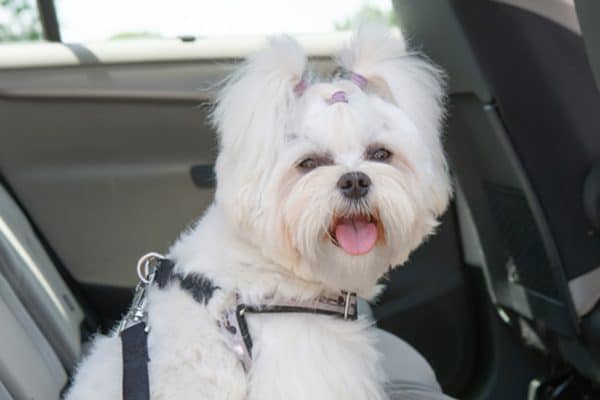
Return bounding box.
[0,0,599,399]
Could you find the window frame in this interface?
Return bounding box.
[36,0,60,41]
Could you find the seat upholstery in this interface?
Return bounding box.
[0,185,84,369]
[0,273,67,400]
[360,300,452,399]
[0,185,84,399]
[0,382,13,400]
[378,330,453,400]
[575,0,600,92]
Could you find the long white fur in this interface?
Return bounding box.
[65,25,450,400]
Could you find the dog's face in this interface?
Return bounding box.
[213,27,451,296]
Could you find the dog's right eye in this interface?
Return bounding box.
[298,158,319,171]
[297,156,331,171]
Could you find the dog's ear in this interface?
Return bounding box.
[211,36,307,232]
[340,25,451,216]
[338,25,446,140]
[212,36,306,157]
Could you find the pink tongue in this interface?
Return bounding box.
[334,217,378,255]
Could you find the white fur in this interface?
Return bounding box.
[65,26,450,400]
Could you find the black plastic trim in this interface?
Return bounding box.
[190,164,216,188]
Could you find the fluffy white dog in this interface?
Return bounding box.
[65,26,451,400]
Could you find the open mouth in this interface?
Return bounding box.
[329,213,379,256]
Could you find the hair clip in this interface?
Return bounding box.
[349,72,368,90]
[332,68,369,90]
[328,91,349,104]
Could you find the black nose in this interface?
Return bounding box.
[337,171,371,199]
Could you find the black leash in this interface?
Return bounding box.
[121,322,150,400]
[119,254,169,400]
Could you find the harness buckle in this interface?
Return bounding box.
[343,291,353,320]
[220,304,253,372]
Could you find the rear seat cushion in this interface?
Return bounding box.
[377,329,454,400]
[359,299,453,399]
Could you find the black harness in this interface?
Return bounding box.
[119,255,358,400]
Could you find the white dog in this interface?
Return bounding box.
[65,25,451,400]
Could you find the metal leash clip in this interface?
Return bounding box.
[118,252,165,334]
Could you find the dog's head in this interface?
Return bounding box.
[212,26,451,297]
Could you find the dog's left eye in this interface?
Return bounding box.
[367,148,392,162]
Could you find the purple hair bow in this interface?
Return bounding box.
[349,72,368,90]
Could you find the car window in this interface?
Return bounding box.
[54,0,396,42]
[0,0,43,43]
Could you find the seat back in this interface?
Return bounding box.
[451,0,600,297]
[576,0,600,93]
[394,0,600,381]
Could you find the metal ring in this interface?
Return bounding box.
[136,252,165,284]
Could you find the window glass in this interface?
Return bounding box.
[0,0,43,43]
[55,0,395,42]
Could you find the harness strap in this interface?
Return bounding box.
[120,254,359,399]
[155,258,219,304]
[221,292,358,371]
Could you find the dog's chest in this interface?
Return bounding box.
[245,314,386,400]
[147,279,385,399]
